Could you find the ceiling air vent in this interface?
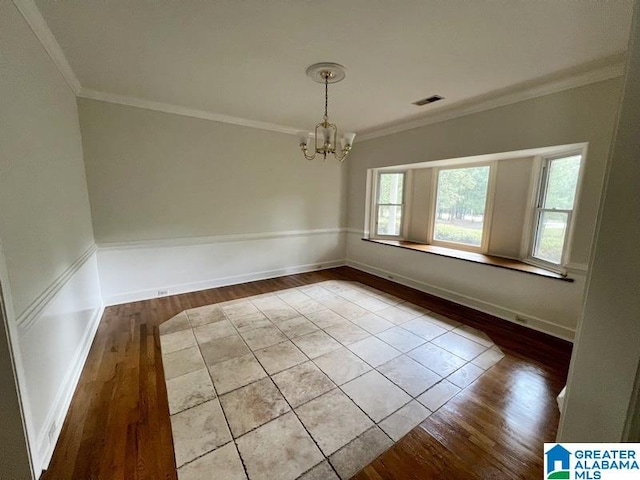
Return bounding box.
[413,95,444,106]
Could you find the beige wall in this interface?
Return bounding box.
[348,78,622,268]
[0,2,103,475]
[346,79,622,338]
[559,0,640,442]
[0,5,95,316]
[79,99,347,243]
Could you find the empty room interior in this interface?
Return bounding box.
[1,1,639,479]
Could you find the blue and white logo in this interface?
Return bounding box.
[544,443,640,479]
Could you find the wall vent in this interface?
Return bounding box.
[413,95,444,106]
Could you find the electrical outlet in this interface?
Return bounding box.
[157,289,168,296]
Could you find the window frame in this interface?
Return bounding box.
[371,170,407,239]
[427,162,496,253]
[523,150,584,273]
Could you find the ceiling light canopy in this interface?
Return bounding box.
[299,63,355,163]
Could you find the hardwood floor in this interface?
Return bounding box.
[41,267,572,480]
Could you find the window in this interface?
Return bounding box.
[375,172,404,236]
[431,165,492,250]
[530,154,582,266]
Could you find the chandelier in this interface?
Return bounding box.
[299,63,355,162]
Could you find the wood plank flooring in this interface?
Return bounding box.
[41,267,572,480]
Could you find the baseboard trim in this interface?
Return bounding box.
[17,245,98,331]
[35,303,104,473]
[104,259,347,306]
[346,259,576,342]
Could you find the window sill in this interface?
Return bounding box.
[362,238,573,282]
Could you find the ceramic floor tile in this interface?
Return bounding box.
[298,460,339,480]
[324,322,370,346]
[223,302,260,319]
[377,355,441,397]
[376,326,425,352]
[341,370,411,422]
[254,341,307,375]
[200,335,251,366]
[262,305,300,323]
[330,301,368,321]
[208,353,267,394]
[160,328,197,354]
[160,312,192,335]
[432,331,488,360]
[186,305,227,328]
[371,292,404,306]
[177,442,247,480]
[350,313,395,334]
[407,343,466,377]
[219,377,290,438]
[277,316,319,339]
[313,347,372,385]
[452,324,494,347]
[298,285,333,300]
[335,288,371,302]
[396,302,430,317]
[276,289,311,305]
[353,296,391,312]
[329,426,393,480]
[193,320,236,344]
[472,346,505,369]
[447,362,485,388]
[272,361,335,408]
[236,412,323,480]
[166,368,216,414]
[416,379,461,411]
[229,311,271,333]
[347,336,401,367]
[419,313,461,331]
[401,317,448,341]
[289,298,328,316]
[296,389,373,456]
[376,306,416,325]
[163,346,205,380]
[251,295,287,311]
[378,400,431,442]
[240,324,287,351]
[305,310,350,329]
[170,399,231,467]
[293,331,342,359]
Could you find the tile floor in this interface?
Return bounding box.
[159,280,505,480]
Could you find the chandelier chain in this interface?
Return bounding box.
[324,74,329,121]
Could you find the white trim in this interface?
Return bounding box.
[35,304,104,473]
[104,259,346,306]
[98,228,346,250]
[16,244,98,330]
[12,0,81,94]
[565,262,589,274]
[78,89,302,136]
[358,61,625,142]
[346,259,576,342]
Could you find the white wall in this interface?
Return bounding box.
[78,99,348,304]
[558,0,640,442]
[346,78,622,339]
[0,2,103,475]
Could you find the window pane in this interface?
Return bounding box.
[434,166,490,247]
[533,211,568,264]
[377,205,402,236]
[378,173,404,204]
[543,155,581,210]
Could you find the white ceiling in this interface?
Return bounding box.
[34,0,633,135]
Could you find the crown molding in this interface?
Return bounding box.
[357,60,626,142]
[78,88,302,136]
[13,0,81,94]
